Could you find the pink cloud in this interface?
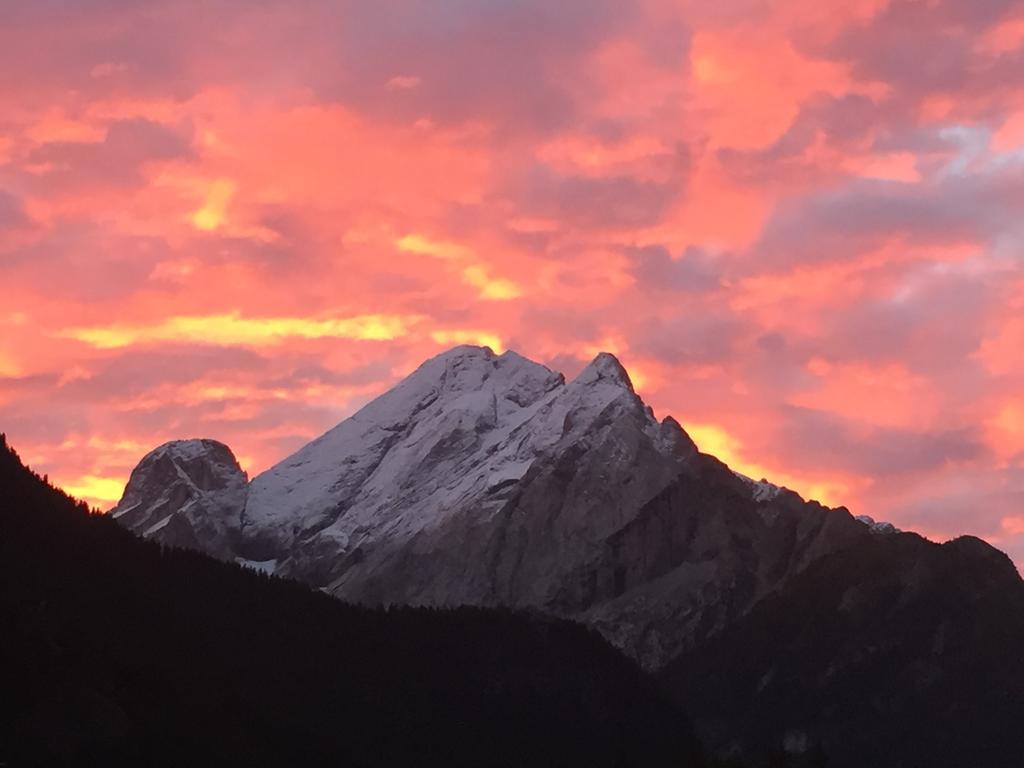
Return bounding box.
[0,0,1022,570]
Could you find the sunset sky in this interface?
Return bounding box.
[1,0,1023,566]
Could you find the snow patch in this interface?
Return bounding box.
[855,515,900,535]
[236,558,278,575]
[733,471,785,503]
[143,514,174,536]
[111,501,140,519]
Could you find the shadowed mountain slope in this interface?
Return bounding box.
[661,531,1024,768]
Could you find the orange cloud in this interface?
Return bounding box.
[687,422,851,507]
[987,402,1024,463]
[396,234,471,260]
[191,178,236,231]
[3,0,1024,571]
[979,15,1024,55]
[430,330,505,354]
[793,360,938,430]
[397,234,522,300]
[461,265,521,301]
[688,28,851,151]
[993,111,1024,153]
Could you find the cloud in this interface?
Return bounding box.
[1,0,1024,568]
[0,191,29,229]
[511,153,689,230]
[313,0,634,133]
[747,166,1024,272]
[386,75,420,91]
[774,405,987,478]
[627,245,724,294]
[631,312,743,366]
[26,118,193,189]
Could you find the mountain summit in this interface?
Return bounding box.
[114,345,873,666]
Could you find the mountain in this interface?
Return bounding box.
[111,438,247,560]
[71,343,1024,765]
[0,433,700,767]
[113,345,876,668]
[110,344,1024,765]
[661,532,1024,768]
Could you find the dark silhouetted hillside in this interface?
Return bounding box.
[661,530,1024,768]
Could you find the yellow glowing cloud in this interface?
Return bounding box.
[461,265,521,301]
[63,475,125,507]
[686,422,848,507]
[60,312,421,349]
[398,234,521,300]
[987,401,1024,462]
[0,351,20,378]
[396,234,470,260]
[430,330,505,354]
[192,178,236,231]
[625,364,650,393]
[688,423,745,464]
[692,52,737,85]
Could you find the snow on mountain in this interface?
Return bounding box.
[240,346,567,560]
[855,514,900,535]
[110,439,248,559]
[733,471,786,503]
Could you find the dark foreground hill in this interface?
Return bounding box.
[662,530,1024,768]
[0,434,700,768]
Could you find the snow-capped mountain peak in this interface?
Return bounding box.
[112,345,872,668]
[573,351,634,391]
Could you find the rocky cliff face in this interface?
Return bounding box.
[111,439,247,560]
[661,532,1024,767]
[110,345,878,667]
[579,455,869,665]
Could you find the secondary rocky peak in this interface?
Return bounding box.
[115,439,243,494]
[573,351,634,391]
[657,415,699,458]
[110,438,248,560]
[943,535,1023,585]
